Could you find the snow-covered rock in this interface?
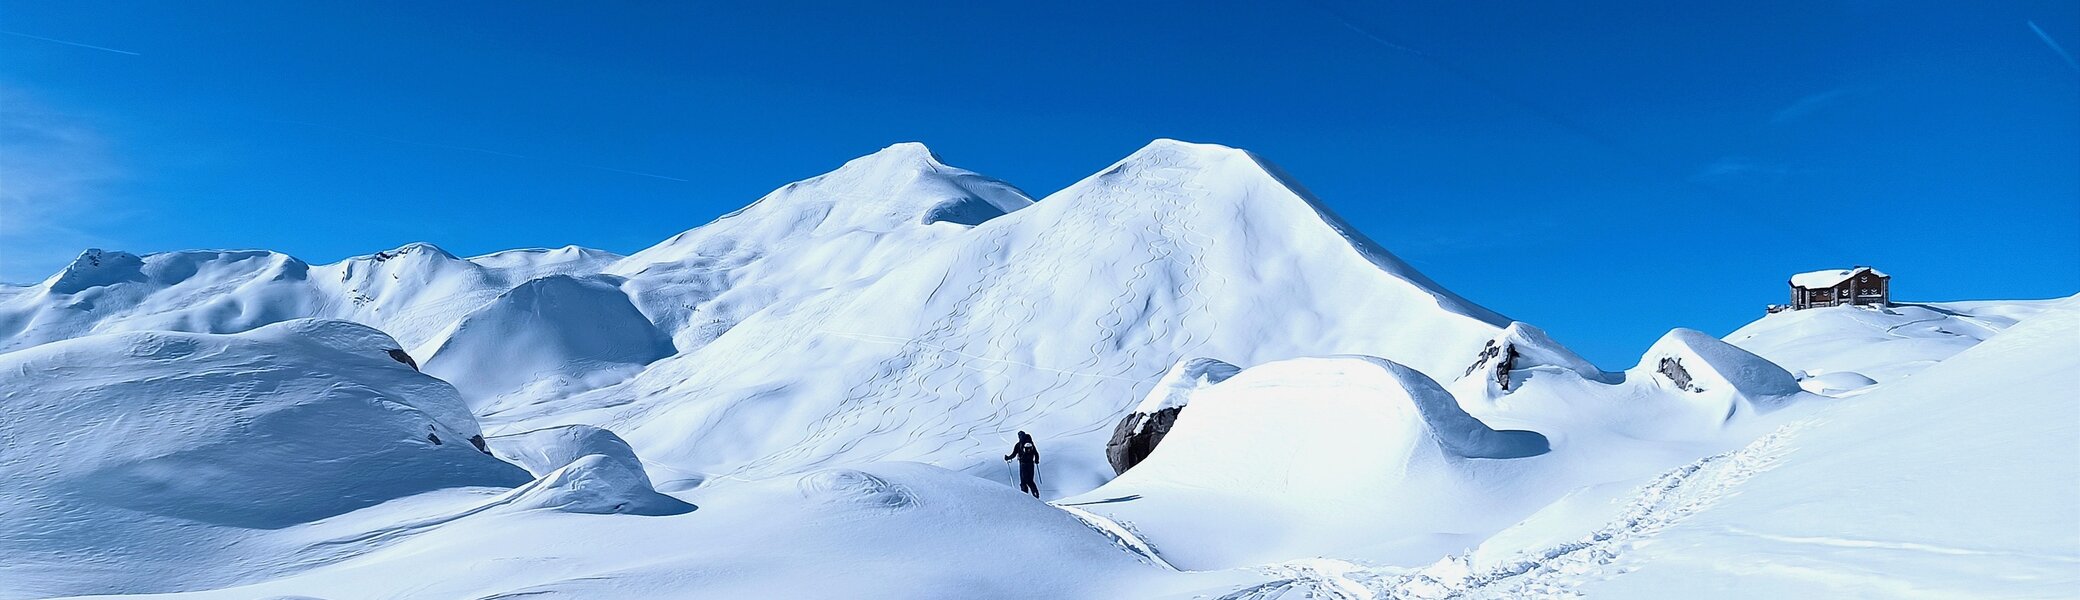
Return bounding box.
[1639,328,1803,410]
[1106,357,1240,474]
[1070,355,1550,569]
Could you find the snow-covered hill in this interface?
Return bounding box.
[1071,324,1815,571]
[0,243,619,354]
[1724,300,2062,391]
[2,139,2072,599]
[0,319,530,598]
[502,139,1512,494]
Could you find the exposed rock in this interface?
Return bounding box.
[1659,356,1698,392]
[1106,358,1240,475]
[386,348,419,370]
[1108,406,1183,475]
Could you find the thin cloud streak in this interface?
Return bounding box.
[2028,21,2080,76]
[1772,89,1848,124]
[0,30,139,55]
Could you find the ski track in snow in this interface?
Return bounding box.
[1053,503,1180,571]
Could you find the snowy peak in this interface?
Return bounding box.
[46,248,146,294]
[619,143,1033,269]
[1023,138,1507,332]
[845,141,942,169]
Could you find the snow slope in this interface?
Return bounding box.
[1577,300,2080,598]
[0,319,530,599]
[1071,323,1815,571]
[608,142,1037,351]
[1725,300,2061,387]
[7,138,2068,599]
[0,244,620,354]
[510,139,1512,497]
[417,274,673,411]
[60,463,1198,600]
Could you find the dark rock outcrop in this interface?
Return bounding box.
[386,348,419,371]
[1107,406,1183,475]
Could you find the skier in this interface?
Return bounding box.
[1004,431,1042,498]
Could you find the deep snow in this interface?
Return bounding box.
[2,140,2072,599]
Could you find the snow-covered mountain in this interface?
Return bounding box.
[516,139,1513,493]
[2,140,2072,599]
[0,243,619,354]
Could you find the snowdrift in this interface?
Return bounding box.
[1725,299,2061,385]
[418,274,673,408]
[484,425,694,515]
[1077,322,1816,570]
[1571,299,2080,598]
[1071,356,1549,568]
[93,463,1187,600]
[0,319,529,598]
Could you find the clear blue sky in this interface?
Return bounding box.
[2,1,2075,367]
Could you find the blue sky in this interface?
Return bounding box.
[1,1,2075,367]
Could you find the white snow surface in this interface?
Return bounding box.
[0,319,531,599]
[1571,297,2080,599]
[2,140,2072,599]
[1131,356,1243,415]
[0,243,620,354]
[416,273,673,411]
[1071,326,1815,571]
[492,139,1510,497]
[1725,300,2060,384]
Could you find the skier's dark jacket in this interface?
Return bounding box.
[1005,432,1040,465]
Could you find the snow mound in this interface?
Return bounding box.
[418,274,672,407]
[1641,328,1802,403]
[1454,321,1605,393]
[0,318,528,598]
[488,424,647,477]
[1797,370,1877,395]
[499,454,695,516]
[1073,356,1548,568]
[1726,299,2063,383]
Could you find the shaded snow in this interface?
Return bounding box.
[0,319,529,599]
